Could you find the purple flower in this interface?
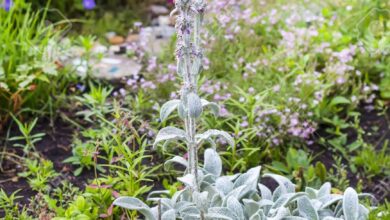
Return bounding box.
[83,0,96,10]
[3,0,12,11]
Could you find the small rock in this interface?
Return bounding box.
[108,36,125,45]
[149,5,169,15]
[126,34,140,43]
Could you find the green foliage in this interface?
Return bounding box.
[9,116,45,154]
[353,142,390,177]
[0,0,74,120]
[0,189,31,220]
[18,158,58,192]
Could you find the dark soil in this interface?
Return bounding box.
[0,118,95,210]
[310,105,390,202]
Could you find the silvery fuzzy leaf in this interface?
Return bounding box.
[323,217,343,220]
[187,92,203,118]
[205,213,232,220]
[297,196,319,220]
[320,195,343,209]
[160,99,181,121]
[193,191,209,211]
[263,173,295,193]
[272,186,283,202]
[318,182,331,198]
[208,207,236,219]
[216,177,234,196]
[200,174,217,189]
[233,166,261,190]
[258,184,272,200]
[334,200,343,217]
[268,207,290,220]
[343,187,359,220]
[227,196,245,220]
[202,185,219,198]
[147,190,170,200]
[318,209,334,218]
[282,217,307,220]
[204,148,222,176]
[270,192,306,210]
[151,207,159,219]
[182,214,201,220]
[305,187,318,199]
[164,156,188,171]
[243,199,261,217]
[358,204,369,220]
[201,99,220,116]
[178,102,187,119]
[162,209,176,220]
[174,201,195,213]
[225,173,241,182]
[211,194,223,207]
[178,174,196,188]
[249,210,266,220]
[196,129,235,147]
[172,189,188,204]
[180,206,200,215]
[113,197,156,220]
[153,126,188,149]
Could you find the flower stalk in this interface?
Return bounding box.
[173,0,206,192]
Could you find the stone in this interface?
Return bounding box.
[72,55,142,80]
[108,36,125,45]
[149,5,169,15]
[126,34,140,43]
[139,26,176,55]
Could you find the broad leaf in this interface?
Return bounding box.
[153,126,188,149]
[204,148,222,176]
[343,187,358,220]
[113,197,155,220]
[160,99,180,121]
[196,129,234,147]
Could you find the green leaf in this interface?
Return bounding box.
[329,96,350,106]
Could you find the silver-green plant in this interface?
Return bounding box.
[113,0,373,219]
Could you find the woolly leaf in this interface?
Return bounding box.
[343,187,359,220]
[298,196,319,220]
[227,196,244,220]
[196,129,234,147]
[263,173,295,193]
[207,207,235,220]
[318,182,331,198]
[160,99,180,121]
[193,191,209,211]
[187,92,203,118]
[201,99,220,116]
[258,184,272,200]
[178,174,196,188]
[204,148,222,176]
[153,126,188,149]
[216,177,234,196]
[113,197,155,220]
[164,156,188,171]
[162,209,176,220]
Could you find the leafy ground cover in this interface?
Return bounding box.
[0,0,389,219]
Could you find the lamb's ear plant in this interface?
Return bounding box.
[113,0,374,219]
